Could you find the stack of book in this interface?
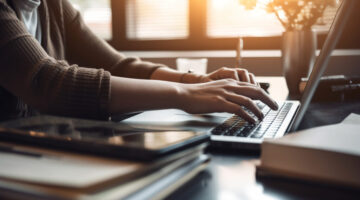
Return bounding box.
[0,116,210,200]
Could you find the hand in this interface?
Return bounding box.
[200,67,257,85]
[177,79,278,123]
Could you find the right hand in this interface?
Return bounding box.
[177,79,278,123]
[200,67,258,85]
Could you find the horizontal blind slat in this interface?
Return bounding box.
[126,0,189,40]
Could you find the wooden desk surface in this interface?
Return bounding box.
[257,76,288,102]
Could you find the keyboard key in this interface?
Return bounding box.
[224,127,240,136]
[212,102,294,139]
[237,124,256,137]
[256,102,266,110]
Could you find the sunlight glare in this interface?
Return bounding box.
[208,0,284,37]
[212,0,228,9]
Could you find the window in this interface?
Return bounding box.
[126,0,189,40]
[68,0,341,50]
[207,0,284,37]
[68,0,112,40]
[207,0,339,37]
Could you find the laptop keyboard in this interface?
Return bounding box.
[211,102,293,139]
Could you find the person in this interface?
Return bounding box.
[0,0,278,123]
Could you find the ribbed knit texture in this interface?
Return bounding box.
[0,0,165,121]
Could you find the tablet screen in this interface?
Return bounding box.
[106,131,203,150]
[0,116,209,160]
[1,126,205,151]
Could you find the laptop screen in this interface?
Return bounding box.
[290,0,357,132]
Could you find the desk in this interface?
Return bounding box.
[257,76,289,102]
[167,76,360,200]
[2,77,359,200]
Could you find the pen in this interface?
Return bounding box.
[236,37,244,67]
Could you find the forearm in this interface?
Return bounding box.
[109,76,183,114]
[150,67,205,83]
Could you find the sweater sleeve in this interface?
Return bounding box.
[0,1,111,119]
[62,0,166,79]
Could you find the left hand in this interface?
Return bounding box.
[200,67,257,85]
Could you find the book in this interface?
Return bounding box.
[103,155,210,200]
[0,141,208,199]
[0,155,210,200]
[257,114,360,189]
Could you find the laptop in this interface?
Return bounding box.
[121,0,355,150]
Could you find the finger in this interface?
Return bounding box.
[225,93,264,120]
[209,96,256,123]
[235,108,257,124]
[230,86,279,110]
[249,73,257,85]
[220,68,240,81]
[237,69,250,83]
[226,70,240,81]
[222,101,256,123]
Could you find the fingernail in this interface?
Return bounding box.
[257,112,264,121]
[274,101,279,110]
[250,118,256,124]
[260,113,264,120]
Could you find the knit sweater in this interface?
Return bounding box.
[0,0,165,121]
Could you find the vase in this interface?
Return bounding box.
[282,30,317,97]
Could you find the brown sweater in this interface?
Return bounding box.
[0,0,165,121]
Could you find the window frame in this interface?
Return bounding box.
[109,0,328,51]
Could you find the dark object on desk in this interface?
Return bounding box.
[0,116,209,161]
[259,82,270,93]
[299,75,360,102]
[298,100,360,130]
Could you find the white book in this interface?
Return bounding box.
[0,141,206,199]
[258,114,360,188]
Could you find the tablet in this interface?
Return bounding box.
[0,127,209,161]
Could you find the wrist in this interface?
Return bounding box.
[172,83,191,111]
[181,72,206,83]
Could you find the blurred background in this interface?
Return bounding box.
[68,0,338,45]
[68,0,359,76]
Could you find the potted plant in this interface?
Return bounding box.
[239,0,339,96]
